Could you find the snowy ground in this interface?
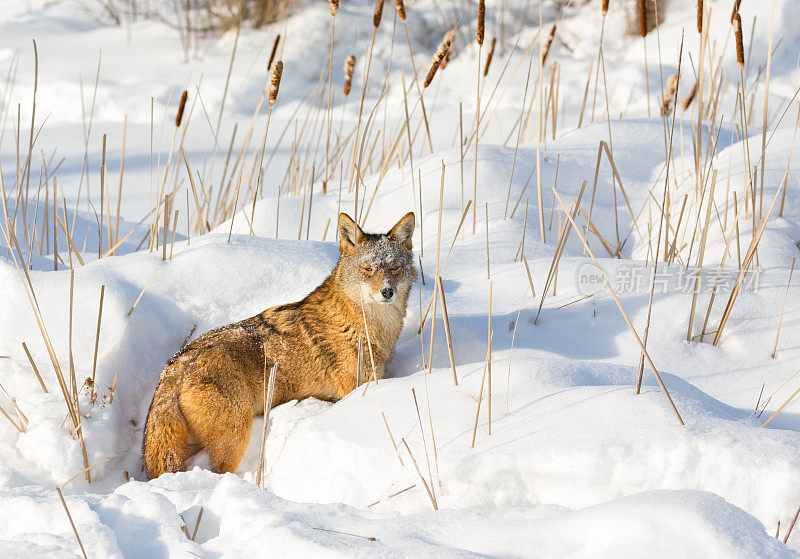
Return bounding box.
[1,0,800,556]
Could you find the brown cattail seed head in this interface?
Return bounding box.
[660,73,679,116]
[329,0,338,15]
[373,0,384,28]
[175,90,188,128]
[733,13,745,68]
[477,0,485,46]
[541,24,557,65]
[602,0,609,16]
[343,55,356,96]
[483,37,496,77]
[395,0,406,22]
[637,0,647,37]
[696,0,704,33]
[269,60,283,107]
[730,0,741,23]
[268,34,280,72]
[681,79,698,111]
[425,30,455,88]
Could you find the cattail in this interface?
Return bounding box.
[733,12,745,68]
[602,0,609,16]
[175,90,188,127]
[477,0,485,46]
[541,24,556,65]
[483,37,496,77]
[681,79,697,111]
[637,0,647,37]
[697,0,704,33]
[440,50,451,70]
[425,30,454,88]
[373,0,384,28]
[269,60,282,108]
[730,0,741,23]
[267,34,280,72]
[343,55,356,96]
[660,73,679,116]
[329,0,338,15]
[395,0,406,22]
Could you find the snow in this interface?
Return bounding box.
[1,0,800,556]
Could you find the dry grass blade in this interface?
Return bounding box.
[436,276,458,385]
[553,189,684,426]
[22,341,48,393]
[56,487,88,559]
[127,269,158,317]
[380,411,404,465]
[91,285,105,390]
[783,505,800,543]
[400,438,437,510]
[771,258,796,358]
[541,24,557,65]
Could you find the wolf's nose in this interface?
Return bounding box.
[381,287,394,299]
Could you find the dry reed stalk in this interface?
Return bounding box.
[487,281,492,434]
[324,6,337,192]
[380,411,404,466]
[268,34,280,72]
[553,189,684,425]
[759,1,777,226]
[783,505,800,543]
[256,358,278,489]
[485,203,490,279]
[504,50,534,219]
[522,255,536,297]
[91,285,105,395]
[55,217,86,266]
[411,387,438,494]
[22,342,47,393]
[686,170,717,341]
[541,24,556,66]
[713,182,785,345]
[169,210,179,259]
[436,276,458,385]
[113,115,127,252]
[771,258,795,358]
[56,487,88,559]
[400,438,437,510]
[471,331,493,447]
[1,221,90,476]
[762,385,800,429]
[484,37,496,77]
[578,59,594,127]
[127,269,158,317]
[697,193,747,333]
[534,179,588,324]
[348,4,382,192]
[181,149,207,235]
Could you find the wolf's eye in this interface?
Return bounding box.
[390,265,401,273]
[361,265,373,274]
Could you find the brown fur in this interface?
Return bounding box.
[143,212,417,479]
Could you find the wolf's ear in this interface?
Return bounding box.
[338,213,364,255]
[388,212,415,250]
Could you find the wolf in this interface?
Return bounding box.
[143,212,416,479]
